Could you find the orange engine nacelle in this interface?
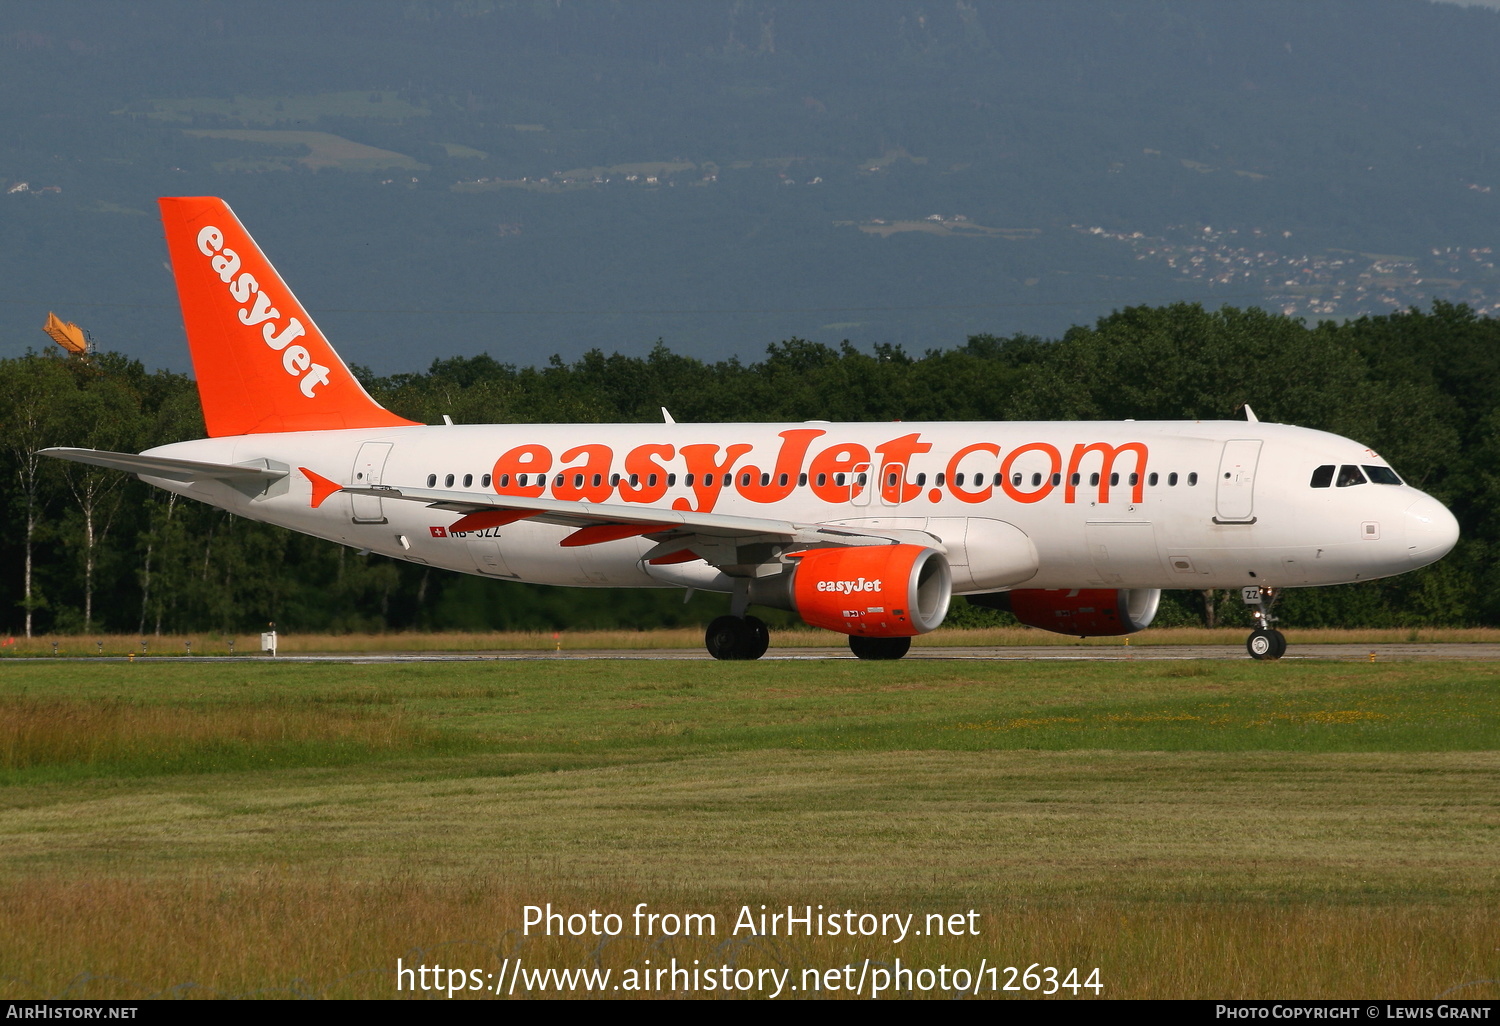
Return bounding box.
[974,588,1161,637]
[755,545,952,637]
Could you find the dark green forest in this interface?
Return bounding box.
[2,301,1494,637]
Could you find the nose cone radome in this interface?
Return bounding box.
[1404,498,1460,566]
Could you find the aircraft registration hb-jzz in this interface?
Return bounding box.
[42,198,1460,660]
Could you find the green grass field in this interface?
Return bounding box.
[7,625,1500,657]
[1,659,1496,999]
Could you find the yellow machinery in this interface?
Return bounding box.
[42,312,89,356]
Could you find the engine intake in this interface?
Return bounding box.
[749,544,952,637]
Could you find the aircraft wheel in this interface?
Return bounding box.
[1247,628,1286,661]
[741,615,770,660]
[848,635,912,660]
[705,615,769,660]
[705,616,746,660]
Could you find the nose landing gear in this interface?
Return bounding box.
[1242,586,1286,660]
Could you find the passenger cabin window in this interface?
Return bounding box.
[1168,473,1178,486]
[1364,465,1402,485]
[463,474,473,488]
[426,474,437,487]
[482,474,491,488]
[1187,472,1198,486]
[1336,465,1367,487]
[1148,473,1158,486]
[444,474,455,488]
[1310,465,1335,488]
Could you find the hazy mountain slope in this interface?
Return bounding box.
[3,0,1499,372]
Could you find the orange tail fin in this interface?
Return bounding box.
[159,197,417,437]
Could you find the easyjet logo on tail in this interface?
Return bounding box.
[196,225,331,398]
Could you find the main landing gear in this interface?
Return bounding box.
[1243,586,1286,660]
[848,635,911,660]
[705,615,769,660]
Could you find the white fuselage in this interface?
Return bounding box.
[141,420,1459,597]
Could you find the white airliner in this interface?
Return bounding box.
[42,197,1460,660]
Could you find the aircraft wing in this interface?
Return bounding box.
[350,483,942,575]
[38,447,288,485]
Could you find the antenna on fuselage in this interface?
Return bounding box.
[661,407,676,425]
[1242,404,1259,423]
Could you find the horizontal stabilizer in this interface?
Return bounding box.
[38,447,289,485]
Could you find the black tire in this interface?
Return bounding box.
[741,615,770,660]
[848,635,912,660]
[1247,628,1286,661]
[706,615,747,660]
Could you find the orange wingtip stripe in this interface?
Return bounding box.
[450,509,533,533]
[560,523,673,548]
[300,467,343,508]
[647,548,701,565]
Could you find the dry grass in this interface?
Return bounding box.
[2,875,1495,999]
[5,750,1496,897]
[6,626,1500,658]
[2,661,1495,999]
[0,697,459,779]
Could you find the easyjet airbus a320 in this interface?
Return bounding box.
[42,198,1460,660]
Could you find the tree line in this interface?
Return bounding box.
[1,301,1494,637]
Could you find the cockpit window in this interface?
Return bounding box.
[1363,465,1402,485]
[1336,465,1367,487]
[1310,465,1334,488]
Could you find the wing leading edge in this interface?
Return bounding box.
[347,483,944,576]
